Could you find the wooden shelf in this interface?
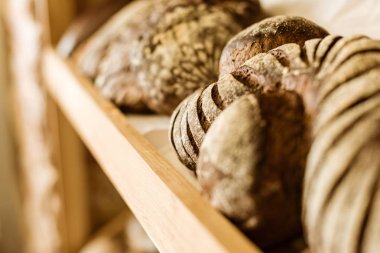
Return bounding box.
[41,48,262,253]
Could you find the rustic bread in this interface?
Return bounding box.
[302,35,380,253]
[73,0,156,112]
[193,35,380,251]
[219,15,328,76]
[170,16,327,170]
[74,0,262,114]
[130,0,263,114]
[169,73,256,170]
[198,91,307,247]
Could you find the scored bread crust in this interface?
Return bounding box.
[195,35,380,251]
[170,16,328,169]
[219,15,328,77]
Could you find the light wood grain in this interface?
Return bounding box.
[42,48,262,253]
[36,0,92,251]
[55,105,91,253]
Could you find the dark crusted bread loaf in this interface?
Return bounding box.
[198,92,307,248]
[75,0,263,114]
[219,15,328,77]
[170,16,327,170]
[194,35,380,251]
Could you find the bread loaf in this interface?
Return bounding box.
[219,15,328,76]
[130,0,263,114]
[194,34,380,252]
[74,0,263,114]
[74,0,157,112]
[170,16,327,170]
[302,35,380,253]
[198,91,307,247]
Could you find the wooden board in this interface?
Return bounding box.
[42,48,262,253]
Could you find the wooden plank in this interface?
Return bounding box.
[50,101,91,253]
[79,210,130,253]
[42,48,262,253]
[36,0,91,251]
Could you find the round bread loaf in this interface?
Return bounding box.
[170,16,327,170]
[129,0,263,114]
[219,15,328,76]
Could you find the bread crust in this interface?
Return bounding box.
[130,0,263,114]
[219,16,328,76]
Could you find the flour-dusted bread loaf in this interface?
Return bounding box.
[129,0,263,114]
[75,0,263,113]
[170,16,327,170]
[197,92,307,247]
[301,35,380,253]
[74,0,157,112]
[219,15,328,76]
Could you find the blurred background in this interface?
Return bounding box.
[0,1,158,253]
[0,1,23,252]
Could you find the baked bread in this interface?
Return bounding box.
[194,35,380,251]
[74,0,263,114]
[74,0,157,112]
[198,92,307,247]
[170,16,327,170]
[130,0,263,114]
[301,35,380,253]
[219,15,328,77]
